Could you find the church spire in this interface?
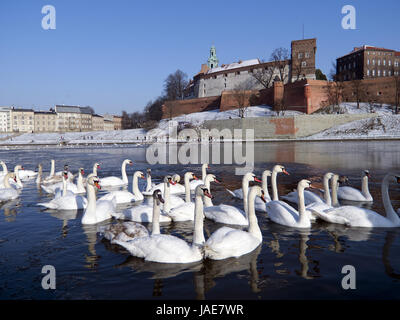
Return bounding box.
[207,45,219,69]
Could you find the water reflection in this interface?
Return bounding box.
[48,209,79,238]
[382,230,400,280]
[82,224,102,270]
[1,200,21,223]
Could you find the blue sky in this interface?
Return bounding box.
[0,0,399,114]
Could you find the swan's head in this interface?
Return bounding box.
[172,174,180,183]
[88,176,101,189]
[94,162,101,169]
[7,172,16,182]
[125,159,133,166]
[14,165,24,171]
[196,184,213,199]
[298,179,313,190]
[273,165,289,175]
[146,168,151,175]
[262,170,272,177]
[63,164,69,171]
[185,171,198,180]
[153,189,164,204]
[135,171,145,179]
[210,174,220,183]
[252,186,267,203]
[79,168,85,175]
[245,172,261,183]
[324,172,334,180]
[62,171,69,180]
[363,170,371,178]
[202,163,209,170]
[164,175,176,185]
[338,175,349,185]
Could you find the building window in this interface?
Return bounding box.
[389,60,392,66]
[372,70,376,76]
[383,60,386,66]
[395,60,399,67]
[378,70,381,76]
[301,61,307,67]
[353,61,356,68]
[305,52,310,58]
[373,59,375,65]
[378,60,381,66]
[298,53,303,58]
[389,70,392,76]
[235,71,240,75]
[383,70,386,76]
[367,59,370,65]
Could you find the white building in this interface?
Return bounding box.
[0,107,11,132]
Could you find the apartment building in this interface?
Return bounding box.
[11,108,34,132]
[113,116,122,130]
[0,107,11,132]
[34,110,57,132]
[92,114,104,131]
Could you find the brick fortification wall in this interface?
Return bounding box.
[161,77,399,118]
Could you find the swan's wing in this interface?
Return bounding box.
[204,204,247,225]
[99,177,125,186]
[337,187,367,201]
[167,202,195,221]
[266,201,299,227]
[98,191,134,203]
[225,188,243,199]
[0,189,19,201]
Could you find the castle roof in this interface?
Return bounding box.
[207,58,260,74]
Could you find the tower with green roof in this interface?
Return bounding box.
[207,45,219,69]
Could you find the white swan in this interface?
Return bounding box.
[204,172,259,226]
[83,162,100,185]
[99,159,133,187]
[17,166,38,181]
[4,165,24,189]
[113,176,175,222]
[38,172,88,210]
[98,171,145,204]
[337,170,373,202]
[167,172,203,221]
[226,170,262,199]
[0,173,19,201]
[189,163,209,191]
[204,185,266,260]
[36,164,43,185]
[81,176,117,224]
[113,186,211,263]
[99,221,149,244]
[254,170,272,212]
[43,168,85,195]
[144,173,185,195]
[310,173,400,228]
[0,161,8,178]
[283,172,334,208]
[144,168,155,192]
[266,179,314,228]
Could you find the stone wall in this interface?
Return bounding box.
[161,96,220,119]
[202,113,378,139]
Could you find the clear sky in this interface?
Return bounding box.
[0,0,399,115]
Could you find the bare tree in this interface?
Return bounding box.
[270,47,290,83]
[350,80,364,109]
[232,81,254,118]
[250,61,275,88]
[274,97,287,116]
[292,57,306,82]
[164,70,188,101]
[324,81,344,113]
[329,61,338,81]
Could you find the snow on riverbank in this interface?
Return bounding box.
[308,114,400,140]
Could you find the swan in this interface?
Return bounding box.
[266,179,314,228]
[309,173,400,228]
[167,172,202,221]
[144,168,155,192]
[42,160,73,184]
[204,185,266,260]
[282,172,334,206]
[98,171,145,204]
[144,173,185,195]
[83,162,101,185]
[113,176,175,222]
[38,172,88,210]
[99,221,149,244]
[254,170,272,212]
[0,173,19,201]
[0,161,8,178]
[226,170,262,199]
[17,166,38,181]
[99,159,133,187]
[42,168,85,195]
[3,165,24,190]
[81,176,117,224]
[189,163,209,191]
[204,172,259,226]
[36,164,43,185]
[337,170,373,202]
[113,186,211,264]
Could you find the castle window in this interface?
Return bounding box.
[235,71,240,75]
[372,70,376,76]
[378,70,381,76]
[224,73,228,77]
[305,52,310,58]
[298,53,303,59]
[378,60,381,66]
[367,69,370,76]
[301,61,307,67]
[383,70,386,76]
[383,60,386,66]
[367,59,370,65]
[372,59,375,65]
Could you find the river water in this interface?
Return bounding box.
[0,141,399,299]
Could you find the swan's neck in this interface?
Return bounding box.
[36,167,42,184]
[202,165,207,181]
[146,173,152,192]
[3,174,12,189]
[62,177,67,197]
[262,173,271,199]
[151,200,161,235]
[121,161,128,183]
[192,194,205,245]
[331,178,339,206]
[242,176,250,217]
[77,172,84,191]
[382,175,400,225]
[297,185,308,225]
[323,175,332,206]
[204,176,213,207]
[50,160,55,177]
[184,174,191,203]
[92,165,97,176]
[85,184,97,221]
[361,175,371,198]
[163,181,171,212]
[272,171,279,201]
[132,174,142,198]
[14,167,22,185]
[1,163,8,174]
[247,188,262,241]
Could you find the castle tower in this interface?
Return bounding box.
[207,45,219,69]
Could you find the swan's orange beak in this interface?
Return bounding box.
[97,165,101,169]
[81,169,85,175]
[171,181,176,185]
[214,178,221,184]
[283,169,290,175]
[309,183,317,189]
[94,181,101,189]
[193,175,198,180]
[204,189,213,199]
[254,177,262,183]
[21,166,24,170]
[140,174,145,179]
